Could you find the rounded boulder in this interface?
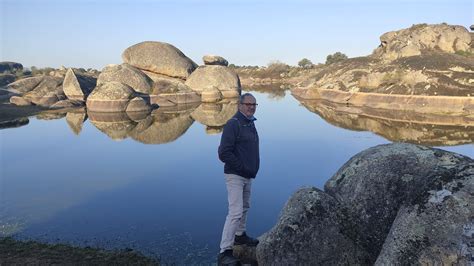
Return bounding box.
[122,41,197,79]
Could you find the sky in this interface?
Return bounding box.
[1,0,472,70]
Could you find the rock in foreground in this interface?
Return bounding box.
[256,143,473,265]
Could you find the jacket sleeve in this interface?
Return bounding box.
[218,119,244,171]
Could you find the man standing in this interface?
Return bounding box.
[217,93,260,265]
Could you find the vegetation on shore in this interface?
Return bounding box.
[0,237,159,265]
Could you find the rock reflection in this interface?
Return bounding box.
[128,107,195,144]
[0,118,29,130]
[87,103,202,144]
[298,99,474,146]
[191,101,238,134]
[66,112,87,135]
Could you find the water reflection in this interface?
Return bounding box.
[297,98,474,146]
[26,101,238,144]
[0,117,29,130]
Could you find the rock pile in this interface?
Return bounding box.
[5,41,241,112]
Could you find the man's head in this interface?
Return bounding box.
[238,93,257,118]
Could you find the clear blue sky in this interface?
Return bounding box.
[1,0,472,69]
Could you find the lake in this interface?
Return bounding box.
[1,89,472,264]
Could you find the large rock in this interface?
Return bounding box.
[86,82,135,112]
[0,62,23,73]
[373,24,472,61]
[97,64,152,94]
[254,143,473,265]
[122,41,197,79]
[257,187,370,265]
[142,70,201,106]
[10,96,32,106]
[202,55,228,66]
[185,65,241,98]
[21,76,65,106]
[6,76,44,94]
[63,68,97,101]
[325,143,473,263]
[142,70,189,94]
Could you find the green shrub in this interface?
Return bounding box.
[298,58,314,68]
[325,52,348,65]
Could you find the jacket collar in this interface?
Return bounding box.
[238,111,257,122]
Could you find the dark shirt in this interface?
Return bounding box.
[218,111,260,179]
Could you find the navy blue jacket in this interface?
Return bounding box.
[218,111,260,179]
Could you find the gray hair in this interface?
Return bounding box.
[239,93,255,103]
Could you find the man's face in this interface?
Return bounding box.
[238,95,257,118]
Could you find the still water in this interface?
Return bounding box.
[1,90,472,264]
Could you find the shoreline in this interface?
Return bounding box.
[291,88,474,116]
[0,237,159,265]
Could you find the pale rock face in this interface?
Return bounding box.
[373,24,472,61]
[22,76,64,106]
[122,41,197,79]
[97,64,152,94]
[202,55,229,66]
[10,96,32,106]
[126,97,151,113]
[6,76,44,94]
[63,68,97,101]
[185,65,241,97]
[141,70,191,94]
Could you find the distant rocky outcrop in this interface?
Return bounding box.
[0,74,16,87]
[0,62,23,73]
[292,23,474,116]
[7,76,65,107]
[373,23,472,61]
[252,143,473,265]
[122,41,198,79]
[4,41,241,111]
[203,55,229,66]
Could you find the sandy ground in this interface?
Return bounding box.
[0,237,159,265]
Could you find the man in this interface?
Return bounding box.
[217,93,260,265]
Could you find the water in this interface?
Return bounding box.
[0,90,472,264]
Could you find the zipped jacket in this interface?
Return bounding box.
[218,111,260,179]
